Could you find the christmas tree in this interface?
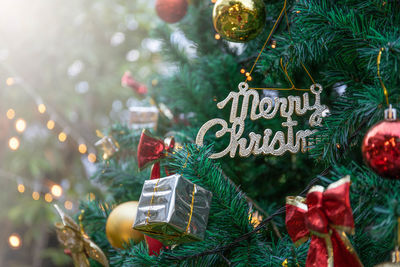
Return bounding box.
[73,0,400,266]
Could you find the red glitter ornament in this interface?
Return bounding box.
[155,0,188,23]
[362,106,400,179]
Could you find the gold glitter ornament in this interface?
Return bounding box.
[212,0,266,42]
[95,132,120,160]
[54,205,109,267]
[196,82,327,158]
[105,201,144,249]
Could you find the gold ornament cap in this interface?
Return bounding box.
[385,105,397,120]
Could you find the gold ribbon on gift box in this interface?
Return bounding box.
[145,179,196,239]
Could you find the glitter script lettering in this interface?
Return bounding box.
[196,82,327,158]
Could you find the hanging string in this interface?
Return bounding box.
[244,0,316,91]
[377,47,390,107]
[245,0,287,82]
[249,59,313,91]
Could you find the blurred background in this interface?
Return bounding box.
[0,0,162,265]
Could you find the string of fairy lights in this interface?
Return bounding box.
[2,64,99,250]
[2,167,97,250]
[2,63,98,163]
[1,168,78,250]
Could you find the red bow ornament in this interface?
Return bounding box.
[121,71,148,95]
[286,176,363,267]
[137,129,175,179]
[137,129,175,255]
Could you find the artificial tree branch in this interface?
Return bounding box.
[166,113,369,261]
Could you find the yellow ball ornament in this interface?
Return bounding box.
[212,0,266,42]
[105,201,144,249]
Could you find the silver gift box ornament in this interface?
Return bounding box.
[129,106,159,130]
[133,174,213,246]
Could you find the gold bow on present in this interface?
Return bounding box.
[54,205,109,267]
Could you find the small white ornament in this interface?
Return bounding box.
[196,82,327,158]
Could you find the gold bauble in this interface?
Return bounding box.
[105,201,144,249]
[212,0,266,42]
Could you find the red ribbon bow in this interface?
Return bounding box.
[286,176,363,267]
[137,129,175,255]
[137,129,174,179]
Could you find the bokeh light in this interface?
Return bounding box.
[8,234,22,249]
[64,201,73,210]
[6,109,15,119]
[32,192,40,200]
[9,137,20,150]
[46,120,55,130]
[88,153,96,163]
[271,40,277,49]
[44,193,53,203]
[51,184,63,198]
[78,144,87,154]
[58,132,67,142]
[37,104,46,114]
[17,184,25,193]
[15,118,26,133]
[6,77,15,86]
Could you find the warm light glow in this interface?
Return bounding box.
[15,118,26,133]
[64,201,73,210]
[214,33,221,40]
[38,104,46,114]
[8,234,21,249]
[17,184,25,193]
[86,192,96,201]
[211,0,217,3]
[51,184,63,198]
[9,137,20,150]
[88,153,96,163]
[32,192,40,200]
[245,72,250,77]
[58,132,67,142]
[78,144,87,154]
[44,193,53,203]
[271,40,277,49]
[6,77,15,86]
[6,109,15,119]
[247,76,252,81]
[240,69,245,74]
[47,120,55,130]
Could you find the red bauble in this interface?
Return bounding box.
[155,0,188,23]
[362,119,400,179]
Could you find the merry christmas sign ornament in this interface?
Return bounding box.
[196,82,327,158]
